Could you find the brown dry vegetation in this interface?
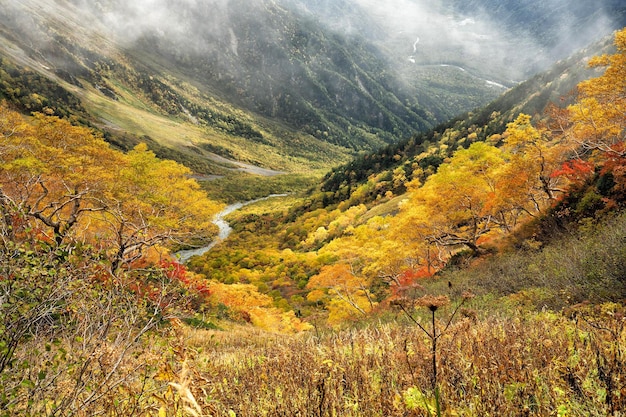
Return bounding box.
[5,291,625,416]
[157,303,625,417]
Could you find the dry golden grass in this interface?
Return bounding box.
[6,291,624,416]
[150,303,626,417]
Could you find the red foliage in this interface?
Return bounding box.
[399,267,434,283]
[119,259,212,309]
[551,159,594,182]
[600,151,626,179]
[390,267,433,299]
[159,259,211,297]
[159,259,188,282]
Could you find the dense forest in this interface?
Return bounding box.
[1,6,626,416]
[188,29,626,326]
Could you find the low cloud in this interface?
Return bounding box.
[1,0,619,85]
[344,0,617,82]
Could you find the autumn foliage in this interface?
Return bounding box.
[0,105,223,270]
[234,28,626,331]
[0,104,225,414]
[3,22,626,417]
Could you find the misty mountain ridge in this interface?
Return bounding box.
[0,0,625,173]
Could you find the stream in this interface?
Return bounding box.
[175,194,287,263]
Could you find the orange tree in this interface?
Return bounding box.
[306,263,377,326]
[500,113,570,206]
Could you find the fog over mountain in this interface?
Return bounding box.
[7,0,620,83]
[298,0,622,82]
[69,0,623,80]
[0,0,624,159]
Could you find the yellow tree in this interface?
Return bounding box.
[499,113,569,212]
[565,28,626,158]
[104,143,223,271]
[386,118,571,276]
[0,105,222,271]
[0,103,34,240]
[0,111,124,246]
[384,200,445,281]
[406,142,508,253]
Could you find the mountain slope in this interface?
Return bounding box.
[0,0,435,171]
[183,28,626,335]
[1,0,624,176]
[318,33,617,202]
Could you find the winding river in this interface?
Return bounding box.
[175,194,287,263]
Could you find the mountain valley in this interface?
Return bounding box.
[2,1,626,415]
